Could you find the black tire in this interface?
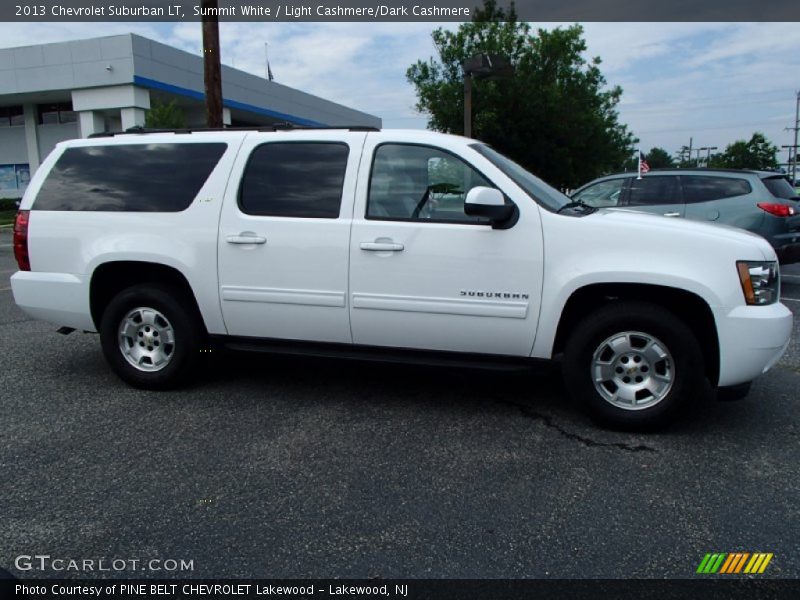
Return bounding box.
[562,301,705,431]
[99,283,204,389]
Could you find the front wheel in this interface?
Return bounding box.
[562,301,705,430]
[100,284,204,389]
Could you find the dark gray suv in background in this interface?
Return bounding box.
[571,169,800,263]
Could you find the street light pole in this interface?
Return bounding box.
[462,54,513,139]
[698,146,717,167]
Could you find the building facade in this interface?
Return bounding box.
[0,33,381,198]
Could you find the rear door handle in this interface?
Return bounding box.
[360,241,404,252]
[227,234,267,245]
[663,212,681,217]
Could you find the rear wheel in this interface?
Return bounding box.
[563,301,705,430]
[100,284,204,389]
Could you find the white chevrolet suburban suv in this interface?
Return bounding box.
[10,127,794,429]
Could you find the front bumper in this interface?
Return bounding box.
[715,302,793,386]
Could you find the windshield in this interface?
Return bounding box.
[762,176,798,200]
[471,144,570,211]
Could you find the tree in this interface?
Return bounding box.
[623,146,675,171]
[406,0,636,189]
[644,147,674,169]
[145,100,188,129]
[708,132,778,170]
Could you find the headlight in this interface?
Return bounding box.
[736,261,780,305]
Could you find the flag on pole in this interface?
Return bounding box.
[639,151,650,175]
[267,62,274,81]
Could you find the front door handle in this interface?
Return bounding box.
[663,212,681,217]
[227,233,267,245]
[360,241,404,252]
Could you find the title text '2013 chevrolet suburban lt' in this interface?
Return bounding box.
[10,127,794,429]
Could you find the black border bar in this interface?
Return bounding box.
[2,1,800,22]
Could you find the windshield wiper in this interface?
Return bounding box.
[557,200,597,214]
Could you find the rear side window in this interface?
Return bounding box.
[239,142,349,218]
[681,176,751,203]
[627,176,679,206]
[762,176,797,199]
[34,143,227,211]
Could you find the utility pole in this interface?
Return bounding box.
[687,137,693,167]
[692,148,704,167]
[792,91,799,184]
[202,0,223,128]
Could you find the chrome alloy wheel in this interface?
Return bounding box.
[591,331,674,410]
[117,307,176,372]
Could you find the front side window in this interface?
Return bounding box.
[681,175,751,203]
[573,178,625,207]
[239,142,349,218]
[627,176,680,206]
[34,143,227,212]
[368,144,493,223]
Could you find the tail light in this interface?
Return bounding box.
[757,202,796,217]
[13,210,31,271]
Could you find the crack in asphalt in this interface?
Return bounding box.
[498,399,658,453]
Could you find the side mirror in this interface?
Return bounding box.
[464,186,514,225]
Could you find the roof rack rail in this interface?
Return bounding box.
[88,123,381,138]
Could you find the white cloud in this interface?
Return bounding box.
[0,20,798,158]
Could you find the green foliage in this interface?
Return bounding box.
[145,99,188,129]
[644,147,675,169]
[708,132,779,170]
[406,0,636,188]
[623,147,675,171]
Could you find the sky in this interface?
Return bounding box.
[1,21,799,165]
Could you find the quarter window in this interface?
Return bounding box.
[681,176,751,203]
[627,176,680,206]
[368,144,494,223]
[34,143,227,212]
[239,143,349,218]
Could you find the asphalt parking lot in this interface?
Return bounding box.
[1,235,799,580]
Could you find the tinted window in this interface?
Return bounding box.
[37,102,76,125]
[240,143,349,218]
[368,144,494,223]
[762,176,798,199]
[627,176,679,206]
[573,178,625,207]
[0,106,24,127]
[34,143,227,212]
[681,176,751,203]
